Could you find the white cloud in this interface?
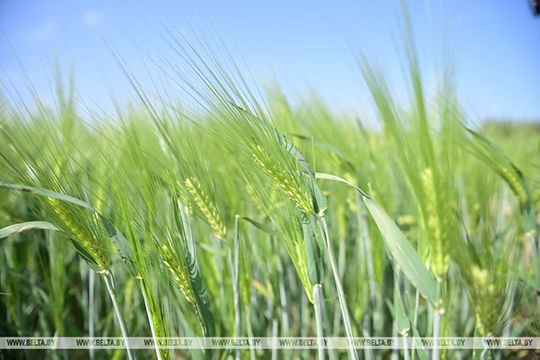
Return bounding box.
[83,11,102,26]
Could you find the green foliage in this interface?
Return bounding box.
[0,22,538,360]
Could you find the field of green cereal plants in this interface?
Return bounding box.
[0,21,539,360]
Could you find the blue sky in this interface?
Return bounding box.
[1,0,539,122]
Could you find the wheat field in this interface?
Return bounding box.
[0,19,539,360]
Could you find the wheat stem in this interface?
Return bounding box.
[103,273,136,360]
[319,217,358,360]
[233,216,242,360]
[139,282,163,360]
[432,282,442,360]
[88,270,95,360]
[313,284,325,360]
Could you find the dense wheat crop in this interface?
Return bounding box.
[0,21,539,360]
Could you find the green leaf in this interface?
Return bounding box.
[314,172,369,197]
[0,184,93,210]
[0,183,137,275]
[0,220,101,272]
[313,174,438,304]
[291,133,357,172]
[364,197,438,305]
[412,324,429,360]
[187,251,216,338]
[301,213,323,285]
[69,238,101,272]
[0,221,59,239]
[393,274,410,336]
[238,216,280,237]
[291,133,348,160]
[99,215,138,276]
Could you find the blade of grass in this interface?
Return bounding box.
[314,174,439,305]
[0,221,58,239]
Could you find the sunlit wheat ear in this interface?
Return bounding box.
[184,177,227,240]
[470,264,515,336]
[245,175,316,301]
[47,197,110,273]
[420,168,449,279]
[470,266,492,293]
[251,145,313,215]
[397,215,416,227]
[465,128,532,210]
[499,167,528,205]
[159,244,195,303]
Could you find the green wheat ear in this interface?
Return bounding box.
[159,245,195,303]
[420,168,449,279]
[185,177,227,240]
[251,145,314,215]
[46,197,110,272]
